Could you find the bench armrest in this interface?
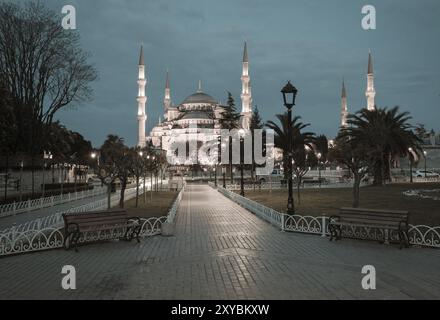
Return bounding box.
[127,217,141,226]
[398,220,408,232]
[329,215,341,224]
[65,222,80,234]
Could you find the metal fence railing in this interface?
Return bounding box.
[212,184,440,249]
[0,180,179,257]
[0,186,107,218]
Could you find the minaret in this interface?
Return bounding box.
[240,41,252,129]
[137,45,147,147]
[341,79,348,128]
[163,70,171,112]
[365,50,376,111]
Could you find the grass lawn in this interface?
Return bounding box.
[124,191,178,219]
[238,183,440,226]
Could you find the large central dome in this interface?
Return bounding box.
[182,91,217,105]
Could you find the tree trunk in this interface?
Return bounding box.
[384,153,391,182]
[150,172,153,201]
[296,176,301,205]
[352,174,361,208]
[135,176,139,208]
[229,163,233,184]
[107,183,111,210]
[31,156,35,196]
[373,160,383,186]
[119,179,127,208]
[4,153,9,201]
[60,166,64,195]
[74,167,77,193]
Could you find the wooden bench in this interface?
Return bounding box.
[62,210,141,252]
[328,207,409,249]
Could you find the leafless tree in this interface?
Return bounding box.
[0,1,97,193]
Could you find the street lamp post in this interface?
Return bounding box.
[91,152,101,168]
[408,148,413,183]
[19,161,24,202]
[281,81,298,215]
[239,129,245,196]
[42,151,52,198]
[215,136,221,187]
[221,142,227,188]
[423,150,427,178]
[135,151,143,208]
[317,152,322,188]
[91,151,102,187]
[150,156,155,201]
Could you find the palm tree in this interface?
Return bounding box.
[341,106,422,186]
[266,113,315,205]
[314,134,329,163]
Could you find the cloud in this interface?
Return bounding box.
[29,0,440,145]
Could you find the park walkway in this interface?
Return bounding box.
[1,184,440,299]
[0,190,108,230]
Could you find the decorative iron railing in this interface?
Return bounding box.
[0,186,107,218]
[217,185,282,228]
[0,180,168,235]
[166,183,186,223]
[0,180,181,257]
[214,185,440,249]
[221,181,369,191]
[0,185,139,235]
[0,216,167,256]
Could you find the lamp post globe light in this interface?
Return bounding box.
[423,150,427,178]
[281,81,298,216]
[42,151,53,198]
[408,148,413,183]
[317,152,322,188]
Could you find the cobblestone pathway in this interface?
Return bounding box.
[1,185,440,299]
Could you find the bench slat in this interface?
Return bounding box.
[335,217,402,224]
[340,212,407,220]
[337,215,405,223]
[334,222,400,230]
[340,207,408,215]
[66,215,127,223]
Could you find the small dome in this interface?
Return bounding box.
[182,92,217,105]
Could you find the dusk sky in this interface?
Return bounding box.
[39,0,440,147]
